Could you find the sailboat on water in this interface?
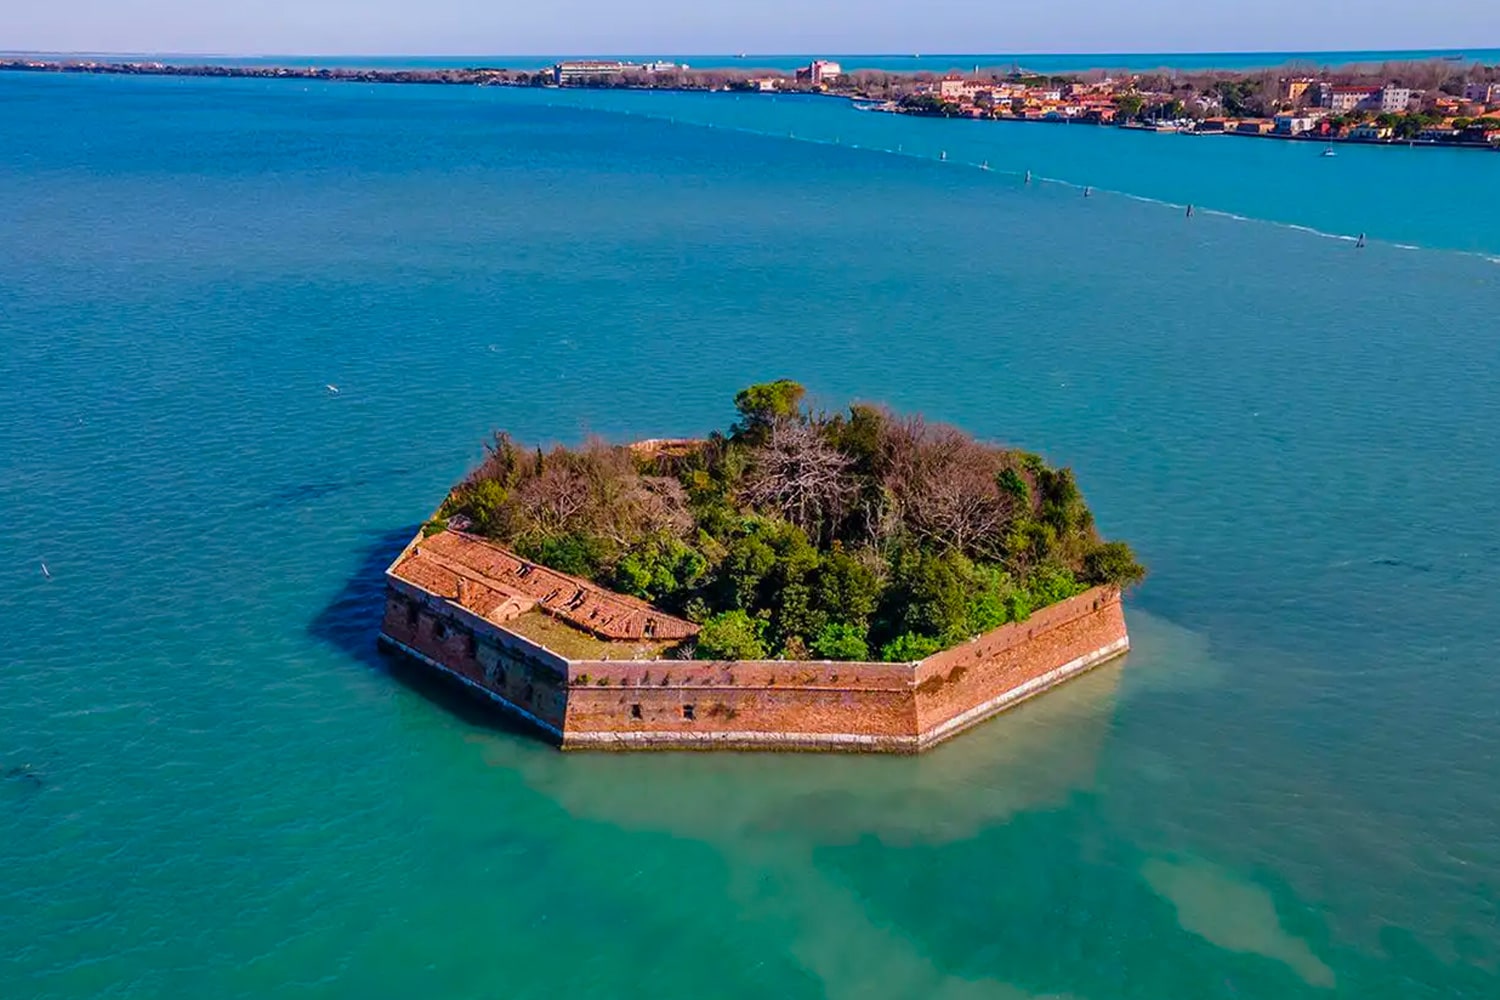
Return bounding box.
[1320,139,1337,157]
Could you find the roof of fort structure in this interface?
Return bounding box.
[392,529,700,643]
[626,438,707,460]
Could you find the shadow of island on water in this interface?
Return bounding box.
[307,523,537,740]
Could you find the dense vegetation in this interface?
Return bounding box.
[441,382,1144,662]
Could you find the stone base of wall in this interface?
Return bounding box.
[378,575,1130,754]
[377,635,564,744]
[914,635,1129,751]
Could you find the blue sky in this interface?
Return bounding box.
[2,0,1497,56]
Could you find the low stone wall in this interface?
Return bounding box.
[377,568,1129,752]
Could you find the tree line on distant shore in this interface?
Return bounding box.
[439,382,1144,662]
[9,56,1495,114]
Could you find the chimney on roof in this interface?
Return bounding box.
[456,577,468,604]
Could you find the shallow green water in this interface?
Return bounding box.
[2,72,1498,998]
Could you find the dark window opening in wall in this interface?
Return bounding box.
[495,668,507,689]
[682,704,696,721]
[466,633,477,657]
[523,683,535,704]
[630,704,642,720]
[433,621,448,641]
[406,600,418,628]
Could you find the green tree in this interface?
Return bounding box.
[720,530,778,609]
[826,403,888,475]
[695,610,768,660]
[996,466,1031,506]
[612,534,707,601]
[460,478,509,536]
[1025,564,1086,606]
[1083,541,1147,588]
[883,548,975,641]
[732,379,806,442]
[770,581,827,654]
[814,546,883,627]
[812,622,870,660]
[880,632,943,662]
[963,562,1016,634]
[520,532,613,578]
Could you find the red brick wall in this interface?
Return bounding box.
[380,577,1127,752]
[381,588,569,731]
[561,658,916,748]
[912,587,1128,743]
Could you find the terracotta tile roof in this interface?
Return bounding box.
[394,530,699,643]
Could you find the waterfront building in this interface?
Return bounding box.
[1461,123,1500,144]
[1273,111,1325,135]
[1326,85,1381,112]
[938,77,991,102]
[1463,82,1500,104]
[1380,86,1413,113]
[553,60,635,84]
[795,60,843,86]
[1348,124,1394,141]
[1281,77,1317,102]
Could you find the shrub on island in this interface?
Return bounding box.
[441,381,1144,661]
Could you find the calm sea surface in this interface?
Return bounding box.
[2,71,1499,998]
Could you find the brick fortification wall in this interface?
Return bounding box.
[562,658,919,751]
[379,580,570,739]
[378,569,1129,752]
[564,586,1127,751]
[910,587,1130,750]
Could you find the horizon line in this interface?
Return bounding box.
[5,45,1499,60]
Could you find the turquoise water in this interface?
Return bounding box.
[2,71,1499,998]
[10,48,1500,73]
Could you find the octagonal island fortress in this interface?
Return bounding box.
[378,382,1145,752]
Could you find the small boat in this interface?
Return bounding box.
[1320,142,1337,157]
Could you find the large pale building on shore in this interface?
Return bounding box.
[1323,84,1413,114]
[796,60,843,87]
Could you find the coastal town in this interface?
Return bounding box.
[5,54,1499,148]
[872,66,1500,148]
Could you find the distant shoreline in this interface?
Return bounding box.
[6,47,1500,74]
[5,57,1498,153]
